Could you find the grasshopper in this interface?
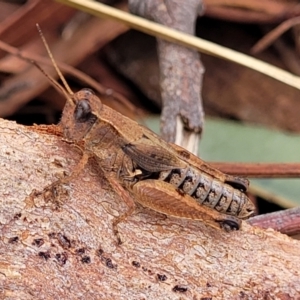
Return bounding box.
[25,27,255,243]
[60,88,255,240]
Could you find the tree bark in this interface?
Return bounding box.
[1,118,300,299]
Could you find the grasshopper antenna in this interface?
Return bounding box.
[0,36,71,101]
[36,24,74,100]
[27,57,71,101]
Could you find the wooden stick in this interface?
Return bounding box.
[1,117,300,298]
[249,207,300,236]
[210,162,300,178]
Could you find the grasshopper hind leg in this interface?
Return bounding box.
[131,179,242,232]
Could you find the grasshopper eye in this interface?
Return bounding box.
[81,88,95,96]
[74,99,93,122]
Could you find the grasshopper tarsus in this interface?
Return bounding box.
[217,218,241,232]
[25,181,61,211]
[112,223,123,245]
[112,205,136,245]
[32,179,69,209]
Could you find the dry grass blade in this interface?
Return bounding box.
[56,0,300,90]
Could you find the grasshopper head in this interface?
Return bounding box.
[60,88,102,142]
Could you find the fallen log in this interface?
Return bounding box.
[0,118,300,299]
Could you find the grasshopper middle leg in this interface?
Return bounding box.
[105,174,136,245]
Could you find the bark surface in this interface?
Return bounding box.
[0,118,300,300]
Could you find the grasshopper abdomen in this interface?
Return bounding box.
[158,166,253,219]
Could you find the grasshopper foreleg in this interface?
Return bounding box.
[29,152,90,206]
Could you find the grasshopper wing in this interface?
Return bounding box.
[122,137,186,172]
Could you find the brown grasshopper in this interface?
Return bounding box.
[60,88,255,239]
[25,27,255,243]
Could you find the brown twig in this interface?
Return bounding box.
[273,38,300,76]
[209,162,300,178]
[248,207,300,236]
[0,0,74,51]
[0,3,138,118]
[129,0,204,154]
[205,1,300,24]
[251,16,300,54]
[0,39,137,114]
